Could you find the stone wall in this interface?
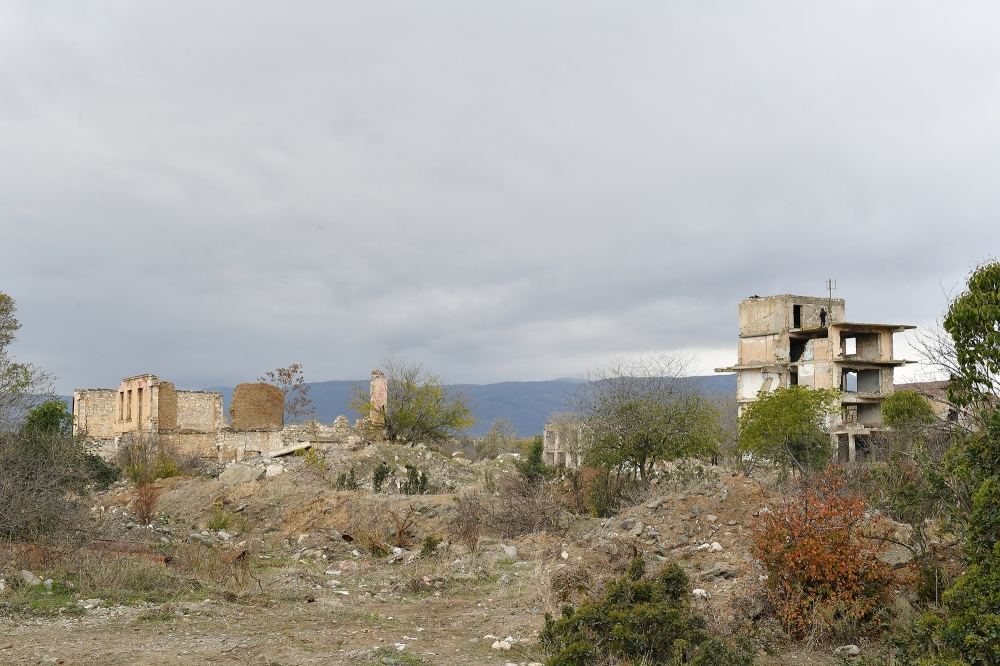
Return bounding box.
[161,432,219,459]
[230,383,283,431]
[175,391,223,433]
[158,381,178,431]
[72,389,117,439]
[217,429,285,461]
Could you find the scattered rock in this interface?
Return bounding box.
[709,542,723,552]
[43,578,53,591]
[645,498,664,509]
[0,578,6,595]
[219,464,264,486]
[692,588,710,599]
[217,530,233,541]
[705,514,719,523]
[499,544,518,560]
[77,599,103,610]
[834,644,862,657]
[19,570,42,586]
[491,640,512,650]
[698,563,738,581]
[265,463,285,478]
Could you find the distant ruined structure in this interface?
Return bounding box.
[73,371,378,460]
[716,294,915,462]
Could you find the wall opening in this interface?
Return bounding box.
[844,336,857,355]
[855,435,872,462]
[789,368,799,385]
[119,392,125,422]
[837,434,850,463]
[793,304,802,328]
[137,388,143,426]
[790,338,806,362]
[858,369,880,394]
[126,390,133,421]
[842,370,858,392]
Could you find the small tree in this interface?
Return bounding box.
[738,385,839,475]
[20,399,73,437]
[478,417,517,459]
[577,355,721,480]
[515,436,551,483]
[351,359,473,444]
[259,363,315,422]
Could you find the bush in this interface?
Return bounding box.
[515,437,552,483]
[401,465,428,495]
[336,466,359,490]
[450,491,485,552]
[117,434,183,485]
[372,461,390,492]
[751,468,892,641]
[539,556,750,665]
[489,476,568,539]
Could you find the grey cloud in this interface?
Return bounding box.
[2,1,1000,392]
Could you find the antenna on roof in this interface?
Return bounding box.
[826,279,837,324]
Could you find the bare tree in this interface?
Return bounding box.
[259,363,315,422]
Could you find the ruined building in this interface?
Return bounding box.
[73,374,283,460]
[716,294,914,462]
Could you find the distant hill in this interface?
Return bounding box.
[204,374,737,437]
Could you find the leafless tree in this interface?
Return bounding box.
[259,363,315,422]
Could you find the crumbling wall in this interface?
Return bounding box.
[370,370,387,427]
[161,432,218,459]
[230,383,284,431]
[158,381,178,432]
[72,389,117,439]
[217,429,284,461]
[175,391,223,433]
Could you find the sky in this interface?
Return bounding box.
[2,1,999,394]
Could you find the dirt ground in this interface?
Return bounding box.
[0,444,861,665]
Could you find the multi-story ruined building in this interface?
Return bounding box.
[716,294,914,462]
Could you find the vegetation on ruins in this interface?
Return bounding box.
[576,355,721,481]
[539,556,751,666]
[737,385,840,474]
[352,359,474,444]
[259,362,315,422]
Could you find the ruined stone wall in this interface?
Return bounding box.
[72,389,117,439]
[217,429,285,461]
[175,391,223,433]
[161,432,218,459]
[230,383,283,431]
[370,370,387,427]
[158,381,178,432]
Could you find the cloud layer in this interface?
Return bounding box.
[2,2,999,392]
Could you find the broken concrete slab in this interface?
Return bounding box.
[219,463,265,485]
[265,442,313,458]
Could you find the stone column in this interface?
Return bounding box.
[370,370,388,429]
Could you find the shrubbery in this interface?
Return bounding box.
[540,556,750,665]
[751,468,892,641]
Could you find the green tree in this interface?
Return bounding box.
[21,399,73,437]
[737,385,839,474]
[883,390,938,430]
[351,359,473,444]
[515,436,552,483]
[578,356,721,480]
[0,293,52,430]
[907,261,1000,665]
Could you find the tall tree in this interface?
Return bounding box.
[0,293,52,430]
[351,359,473,444]
[259,363,315,422]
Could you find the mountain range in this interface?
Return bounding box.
[205,374,737,437]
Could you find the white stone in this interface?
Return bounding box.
[692,588,710,599]
[834,645,862,657]
[265,463,285,477]
[500,544,518,560]
[709,542,723,552]
[491,640,512,650]
[19,570,41,586]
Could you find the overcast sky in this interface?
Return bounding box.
[2,2,999,393]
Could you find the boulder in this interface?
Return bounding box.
[219,464,264,486]
[19,570,41,586]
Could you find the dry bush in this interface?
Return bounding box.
[117,433,189,484]
[386,506,419,548]
[548,562,593,604]
[751,467,892,643]
[132,484,161,527]
[450,491,485,552]
[488,476,569,539]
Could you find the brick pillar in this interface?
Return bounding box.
[370,370,388,430]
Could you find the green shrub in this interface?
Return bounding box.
[373,461,391,492]
[515,438,552,483]
[420,535,442,557]
[401,465,428,495]
[539,556,750,665]
[336,466,359,490]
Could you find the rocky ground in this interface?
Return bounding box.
[0,443,898,665]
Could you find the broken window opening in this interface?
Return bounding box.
[790,338,806,362]
[855,435,872,462]
[844,336,857,356]
[119,391,125,422]
[137,387,143,426]
[789,368,799,386]
[793,304,802,329]
[843,370,858,392]
[837,434,850,463]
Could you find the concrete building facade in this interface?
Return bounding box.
[542,418,587,469]
[717,294,914,462]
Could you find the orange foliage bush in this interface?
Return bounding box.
[751,468,892,641]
